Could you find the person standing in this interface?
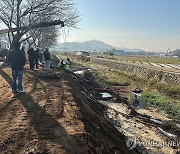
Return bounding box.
[27,45,35,70]
[34,48,40,69]
[8,42,26,93]
[43,48,51,70]
[39,49,43,63]
[20,45,25,54]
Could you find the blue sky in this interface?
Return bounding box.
[59,0,180,51]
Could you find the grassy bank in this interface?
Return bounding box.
[95,67,180,116]
[66,55,180,117]
[141,92,180,116]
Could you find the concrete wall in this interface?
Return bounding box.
[90,58,180,85]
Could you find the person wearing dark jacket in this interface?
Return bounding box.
[27,46,35,70]
[20,45,25,54]
[8,42,26,93]
[43,48,51,70]
[34,48,40,68]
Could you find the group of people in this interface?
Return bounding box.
[8,42,51,93]
[7,41,73,94]
[27,46,40,69]
[27,46,51,70]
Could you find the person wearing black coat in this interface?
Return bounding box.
[34,48,40,68]
[8,42,26,93]
[43,48,51,70]
[27,46,35,70]
[20,45,25,54]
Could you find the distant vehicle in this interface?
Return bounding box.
[0,40,10,59]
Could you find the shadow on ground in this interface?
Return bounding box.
[0,68,80,153]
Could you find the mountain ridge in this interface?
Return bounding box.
[57,40,145,52]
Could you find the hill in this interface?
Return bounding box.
[57,40,144,53]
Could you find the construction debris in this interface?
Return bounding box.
[100,93,112,98]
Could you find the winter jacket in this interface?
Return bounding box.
[35,49,40,60]
[44,50,51,60]
[8,48,26,70]
[27,47,35,61]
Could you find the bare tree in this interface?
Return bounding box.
[28,26,58,49]
[0,0,80,48]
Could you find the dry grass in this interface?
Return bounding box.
[103,55,180,65]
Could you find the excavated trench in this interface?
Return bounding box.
[69,63,180,154]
